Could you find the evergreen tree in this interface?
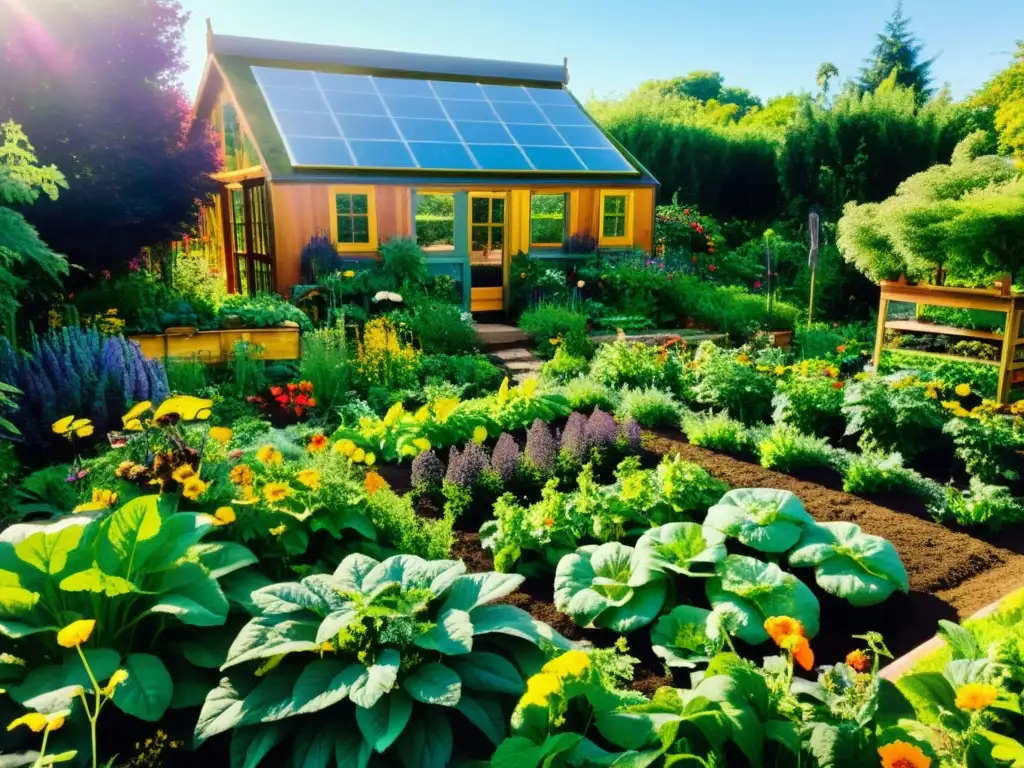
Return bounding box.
[859,1,935,103]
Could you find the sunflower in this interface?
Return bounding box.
[264,483,293,504]
[230,464,254,486]
[878,741,930,768]
[181,476,208,501]
[172,464,196,483]
[256,445,283,466]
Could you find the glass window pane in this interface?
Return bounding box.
[274,110,341,138]
[492,225,504,250]
[408,142,477,170]
[431,81,486,100]
[382,95,445,119]
[352,215,370,243]
[604,195,627,215]
[576,148,634,172]
[441,99,498,121]
[260,85,327,112]
[395,118,459,143]
[525,87,575,106]
[454,121,513,144]
[557,125,611,149]
[337,215,355,243]
[374,77,434,97]
[506,123,564,147]
[603,214,626,238]
[323,90,388,116]
[541,104,593,126]
[315,72,377,93]
[522,145,583,171]
[467,144,532,170]
[336,194,352,213]
[336,114,400,141]
[416,193,455,249]
[481,84,531,102]
[471,197,490,223]
[490,100,546,124]
[287,137,354,167]
[348,140,417,168]
[471,225,489,250]
[491,198,505,224]
[351,194,368,215]
[531,194,566,244]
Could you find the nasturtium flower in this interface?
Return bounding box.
[209,426,232,444]
[364,471,389,496]
[306,433,328,453]
[541,650,591,679]
[781,634,815,671]
[256,445,283,466]
[264,483,293,504]
[519,672,561,709]
[878,741,930,768]
[213,507,236,526]
[764,616,804,644]
[7,712,47,732]
[172,464,196,483]
[181,476,208,501]
[52,415,76,435]
[845,649,871,672]
[472,426,488,444]
[230,464,254,485]
[955,682,998,711]
[955,383,971,398]
[122,401,152,427]
[296,469,321,490]
[57,619,96,648]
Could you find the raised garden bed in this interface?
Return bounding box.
[129,325,300,362]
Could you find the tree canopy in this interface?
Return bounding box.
[859,1,935,103]
[0,0,219,276]
[972,42,1024,162]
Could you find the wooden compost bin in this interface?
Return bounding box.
[872,278,1024,403]
[130,326,301,362]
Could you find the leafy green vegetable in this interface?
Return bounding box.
[636,522,727,577]
[704,488,814,553]
[650,605,724,668]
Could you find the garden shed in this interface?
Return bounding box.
[193,23,659,311]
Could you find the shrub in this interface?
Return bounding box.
[680,410,749,454]
[842,373,947,459]
[589,340,665,390]
[165,354,207,394]
[490,432,521,482]
[524,418,557,474]
[410,448,445,491]
[621,418,642,452]
[394,298,478,354]
[218,292,312,330]
[417,353,503,397]
[364,487,453,558]
[585,408,620,450]
[559,411,590,466]
[615,387,680,427]
[772,372,846,439]
[757,424,834,472]
[519,304,589,358]
[944,414,1023,483]
[541,346,589,383]
[299,326,351,412]
[380,235,428,287]
[561,375,618,412]
[838,450,945,504]
[934,478,1024,530]
[691,341,774,424]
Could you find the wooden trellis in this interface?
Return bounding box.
[872,278,1024,403]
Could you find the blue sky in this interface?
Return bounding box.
[179,0,1023,103]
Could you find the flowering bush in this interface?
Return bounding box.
[247,380,316,426]
[353,315,419,391]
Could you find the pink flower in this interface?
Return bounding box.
[754,281,762,289]
[102,269,111,280]
[708,264,717,272]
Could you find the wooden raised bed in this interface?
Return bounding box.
[129,326,301,362]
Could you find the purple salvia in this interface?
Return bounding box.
[585,408,619,449]
[524,418,556,474]
[147,358,170,404]
[446,441,489,487]
[622,418,642,452]
[130,346,150,402]
[560,412,589,464]
[101,338,129,403]
[490,433,521,482]
[411,449,445,488]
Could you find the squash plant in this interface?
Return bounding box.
[703,488,814,554]
[0,496,256,722]
[195,552,572,768]
[636,522,727,577]
[788,521,909,607]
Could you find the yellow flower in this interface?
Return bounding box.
[432,398,459,423]
[924,386,938,399]
[57,619,96,648]
[955,682,998,711]
[774,365,786,376]
[351,448,366,464]
[256,445,283,466]
[412,437,431,452]
[878,741,931,768]
[343,270,355,278]
[265,482,293,504]
[7,712,47,732]
[101,669,129,697]
[576,280,585,288]
[332,439,356,457]
[122,401,152,426]
[519,672,562,709]
[124,418,143,431]
[44,711,66,731]
[153,396,214,422]
[520,378,538,398]
[268,523,287,536]
[383,403,406,427]
[209,426,232,444]
[497,377,510,405]
[472,426,488,444]
[75,424,95,438]
[364,452,376,466]
[52,415,76,435]
[213,507,236,526]
[172,464,196,483]
[541,650,591,679]
[297,469,322,490]
[548,337,561,346]
[234,484,258,505]
[181,476,208,501]
[115,460,134,478]
[230,464,254,485]
[955,383,971,397]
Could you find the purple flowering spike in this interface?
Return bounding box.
[560,412,589,464]
[490,433,521,482]
[585,408,619,448]
[147,358,170,404]
[525,418,556,474]
[446,441,488,487]
[622,418,642,451]
[412,450,445,488]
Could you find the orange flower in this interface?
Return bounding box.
[299,380,314,394]
[364,471,389,496]
[543,516,555,527]
[845,649,871,673]
[836,344,847,353]
[270,386,283,397]
[782,634,815,671]
[955,682,998,711]
[878,740,930,768]
[832,380,844,390]
[307,433,328,453]
[764,616,803,645]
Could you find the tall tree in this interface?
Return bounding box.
[0,0,219,276]
[972,41,1024,161]
[816,62,839,101]
[859,1,935,103]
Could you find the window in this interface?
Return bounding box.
[329,186,378,252]
[414,192,455,252]
[599,190,634,247]
[229,180,275,296]
[530,193,567,247]
[469,193,505,266]
[222,101,261,173]
[230,187,246,254]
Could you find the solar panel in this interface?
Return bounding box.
[251,65,637,174]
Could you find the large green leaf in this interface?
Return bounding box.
[292,724,337,768]
[413,608,473,655]
[196,541,259,580]
[455,691,507,745]
[447,652,524,695]
[396,707,453,768]
[64,648,120,692]
[250,582,331,616]
[14,525,84,576]
[315,607,359,644]
[332,553,380,591]
[291,659,361,716]
[355,688,413,752]
[651,605,720,668]
[59,566,137,597]
[636,523,726,577]
[230,722,284,768]
[195,676,249,744]
[149,569,229,626]
[333,723,372,768]
[222,617,319,668]
[349,648,400,709]
[112,653,173,721]
[691,673,766,765]
[402,662,461,707]
[469,604,573,649]
[97,495,162,577]
[439,572,524,613]
[0,570,40,618]
[703,488,813,554]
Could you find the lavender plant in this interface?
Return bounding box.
[491,432,521,482]
[586,408,619,449]
[410,449,445,490]
[560,411,590,465]
[622,418,643,452]
[524,418,557,474]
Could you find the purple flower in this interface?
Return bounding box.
[490,433,521,482]
[560,412,589,464]
[585,408,619,448]
[621,418,642,451]
[411,449,445,488]
[445,442,489,487]
[524,418,556,474]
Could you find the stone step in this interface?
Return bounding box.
[491,347,536,361]
[505,359,543,372]
[476,323,528,349]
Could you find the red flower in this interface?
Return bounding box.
[683,208,690,216]
[270,386,283,397]
[832,381,844,390]
[690,221,698,229]
[708,264,717,272]
[286,383,298,394]
[696,225,704,234]
[754,281,762,289]
[708,247,715,254]
[692,256,698,263]
[299,380,314,394]
[307,397,317,407]
[275,394,289,405]
[295,394,309,407]
[294,407,303,417]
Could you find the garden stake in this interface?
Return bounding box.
[807,210,820,328]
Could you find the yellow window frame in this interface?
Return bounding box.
[329,185,378,253]
[528,192,569,249]
[468,191,507,255]
[598,189,634,247]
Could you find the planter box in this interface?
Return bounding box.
[771,330,793,349]
[129,326,301,362]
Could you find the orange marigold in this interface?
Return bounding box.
[764,616,804,645]
[364,471,389,496]
[780,634,815,671]
[845,649,871,673]
[307,433,328,454]
[878,740,930,768]
[955,682,998,711]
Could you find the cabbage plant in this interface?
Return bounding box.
[788,521,909,606]
[635,522,727,577]
[195,553,571,768]
[705,554,820,645]
[650,605,725,668]
[554,542,666,633]
[703,488,814,553]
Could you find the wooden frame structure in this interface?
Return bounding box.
[872,279,1024,403]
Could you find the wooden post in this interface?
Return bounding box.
[807,267,817,329]
[872,291,890,369]
[997,297,1019,404]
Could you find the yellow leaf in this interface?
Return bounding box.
[152,396,215,422]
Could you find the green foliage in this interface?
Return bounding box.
[393,299,478,355]
[772,372,847,439]
[380,236,428,288]
[935,478,1024,530]
[680,410,750,454]
[518,305,589,359]
[691,342,775,424]
[972,41,1024,161]
[838,450,944,504]
[842,373,947,458]
[365,489,453,560]
[416,354,503,398]
[196,552,570,767]
[165,355,207,395]
[859,2,935,101]
[636,522,727,578]
[879,349,999,397]
[614,387,680,427]
[757,424,835,473]
[229,341,267,399]
[649,604,723,668]
[589,341,663,389]
[219,293,312,331]
[945,414,1024,483]
[539,346,589,384]
[299,326,351,412]
[704,488,815,554]
[655,453,729,518]
[559,376,618,413]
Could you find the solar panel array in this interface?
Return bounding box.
[251,66,637,174]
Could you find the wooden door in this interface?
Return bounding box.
[227,179,275,295]
[469,191,506,312]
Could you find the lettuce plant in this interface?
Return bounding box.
[195,552,571,768]
[0,496,256,722]
[705,554,820,645]
[554,542,666,633]
[704,488,814,554]
[655,453,728,519]
[788,521,909,606]
[635,522,727,577]
[650,605,725,668]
